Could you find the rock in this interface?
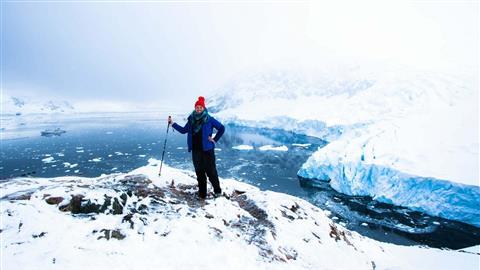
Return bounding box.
[59,195,104,214]
[97,229,125,240]
[32,232,47,238]
[59,194,84,213]
[45,197,64,205]
[122,214,134,229]
[120,193,128,205]
[111,230,126,240]
[5,192,33,201]
[112,198,123,215]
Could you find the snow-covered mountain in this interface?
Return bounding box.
[2,95,75,115]
[1,159,478,270]
[208,66,479,227]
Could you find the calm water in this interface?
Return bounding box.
[1,113,479,249]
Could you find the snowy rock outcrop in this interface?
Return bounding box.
[1,159,478,269]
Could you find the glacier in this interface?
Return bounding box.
[209,65,479,227]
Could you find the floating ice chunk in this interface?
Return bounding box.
[42,157,55,163]
[88,158,102,162]
[76,150,84,153]
[232,145,253,150]
[138,155,146,157]
[115,152,124,156]
[292,143,311,147]
[259,145,288,151]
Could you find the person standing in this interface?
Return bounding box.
[168,96,225,199]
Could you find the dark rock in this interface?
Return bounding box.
[59,195,106,214]
[45,197,64,205]
[120,193,128,205]
[98,229,125,240]
[329,224,354,247]
[280,210,295,221]
[290,203,300,213]
[59,194,84,213]
[111,230,126,240]
[278,246,298,260]
[32,232,47,238]
[209,226,223,239]
[311,232,322,243]
[78,199,102,214]
[112,198,123,215]
[122,213,134,229]
[99,196,112,213]
[233,190,246,196]
[160,231,170,237]
[6,192,33,201]
[139,217,148,226]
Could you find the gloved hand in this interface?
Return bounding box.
[167,116,173,125]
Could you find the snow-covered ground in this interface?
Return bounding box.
[1,159,478,270]
[209,66,479,227]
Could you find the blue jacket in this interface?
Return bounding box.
[172,115,225,152]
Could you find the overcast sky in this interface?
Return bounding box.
[3,0,478,110]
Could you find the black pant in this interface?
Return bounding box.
[192,149,221,198]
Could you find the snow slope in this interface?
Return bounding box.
[209,66,479,227]
[1,159,478,270]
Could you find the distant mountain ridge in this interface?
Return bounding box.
[2,95,75,115]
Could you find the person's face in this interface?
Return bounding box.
[195,105,204,114]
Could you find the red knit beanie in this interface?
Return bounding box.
[194,96,206,108]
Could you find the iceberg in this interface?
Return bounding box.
[232,145,254,150]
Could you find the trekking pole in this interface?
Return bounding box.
[159,116,171,176]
